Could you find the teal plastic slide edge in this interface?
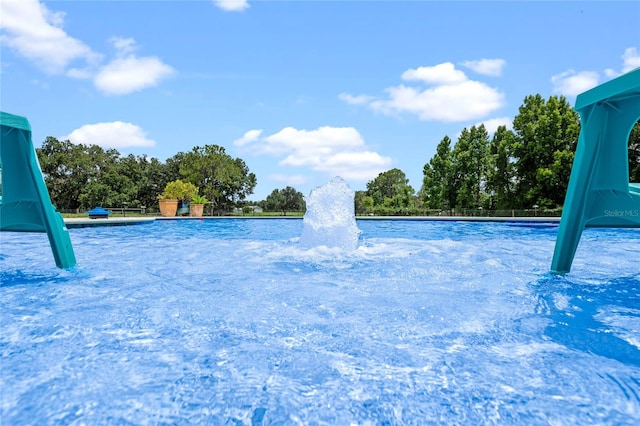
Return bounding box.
[0,111,77,269]
[551,68,640,274]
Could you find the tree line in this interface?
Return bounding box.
[36,140,256,214]
[32,93,639,215]
[356,95,639,215]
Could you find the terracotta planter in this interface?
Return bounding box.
[189,204,205,217]
[158,199,178,217]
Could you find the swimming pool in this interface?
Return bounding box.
[1,219,639,424]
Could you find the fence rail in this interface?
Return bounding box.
[58,207,149,216]
[57,207,563,218]
[430,209,562,218]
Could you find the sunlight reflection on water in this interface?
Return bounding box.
[1,219,639,424]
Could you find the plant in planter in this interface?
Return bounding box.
[189,193,208,217]
[157,180,197,217]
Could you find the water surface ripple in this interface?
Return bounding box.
[1,219,639,424]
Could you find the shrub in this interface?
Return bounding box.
[158,180,197,201]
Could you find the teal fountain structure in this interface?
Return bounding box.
[0,111,76,269]
[551,68,640,273]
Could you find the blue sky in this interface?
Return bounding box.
[1,0,639,201]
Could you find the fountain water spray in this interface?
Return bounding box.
[300,177,362,250]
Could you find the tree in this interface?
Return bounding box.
[37,136,184,211]
[78,170,135,209]
[264,187,305,215]
[365,168,416,214]
[164,152,186,184]
[83,154,143,209]
[366,168,414,205]
[218,158,257,211]
[629,120,640,182]
[178,145,256,214]
[77,181,112,210]
[111,154,146,208]
[382,185,415,214]
[137,156,173,211]
[354,190,374,215]
[485,126,516,209]
[421,135,454,210]
[450,125,490,209]
[37,137,119,210]
[511,94,580,208]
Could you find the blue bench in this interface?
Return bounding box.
[87,206,110,219]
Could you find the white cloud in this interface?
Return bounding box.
[213,0,250,12]
[233,129,263,146]
[461,59,506,77]
[0,0,100,74]
[605,47,640,78]
[604,69,618,79]
[551,70,599,97]
[62,121,156,149]
[94,56,174,95]
[555,47,640,95]
[621,47,640,73]
[475,117,513,135]
[290,150,393,181]
[94,38,175,95]
[340,61,505,122]
[0,1,174,96]
[234,126,392,181]
[338,93,375,105]
[111,36,137,56]
[401,62,467,84]
[370,80,505,122]
[66,67,94,80]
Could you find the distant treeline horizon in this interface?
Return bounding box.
[34,94,639,215]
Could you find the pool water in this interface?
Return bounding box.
[1,219,639,424]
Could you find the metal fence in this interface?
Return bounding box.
[355,208,562,217]
[58,207,149,216]
[58,207,562,218]
[434,209,562,218]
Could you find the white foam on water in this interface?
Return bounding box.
[299,177,361,251]
[595,307,640,350]
[1,216,639,424]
